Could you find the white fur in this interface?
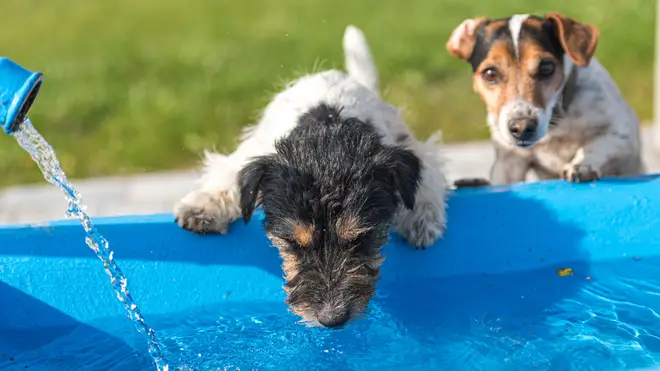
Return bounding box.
[343,25,379,94]
[494,54,577,149]
[496,14,564,147]
[490,57,645,184]
[508,14,529,58]
[446,18,483,60]
[175,25,449,248]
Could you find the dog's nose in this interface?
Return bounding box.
[508,117,538,142]
[317,307,350,328]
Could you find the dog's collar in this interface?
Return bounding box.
[551,64,578,121]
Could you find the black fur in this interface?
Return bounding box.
[237,102,422,328]
[469,18,512,72]
[469,16,566,72]
[530,16,565,62]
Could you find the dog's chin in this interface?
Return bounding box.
[503,133,542,149]
[514,139,538,148]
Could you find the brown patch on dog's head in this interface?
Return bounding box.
[267,233,301,281]
[280,249,300,281]
[336,214,369,242]
[446,13,598,148]
[289,301,310,319]
[291,221,314,248]
[545,12,599,67]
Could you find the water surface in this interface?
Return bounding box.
[6,260,658,371]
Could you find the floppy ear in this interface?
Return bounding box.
[446,17,487,61]
[237,156,272,223]
[545,12,599,67]
[379,146,422,210]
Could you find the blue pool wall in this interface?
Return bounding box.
[1,175,660,361]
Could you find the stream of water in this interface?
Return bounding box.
[11,118,169,371]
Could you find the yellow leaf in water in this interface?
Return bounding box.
[557,268,574,277]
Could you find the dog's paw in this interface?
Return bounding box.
[406,221,444,250]
[394,204,446,250]
[561,164,600,183]
[453,177,491,189]
[174,190,240,235]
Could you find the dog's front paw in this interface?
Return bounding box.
[561,164,600,183]
[394,204,446,250]
[174,190,240,235]
[407,220,444,250]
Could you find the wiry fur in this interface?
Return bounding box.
[238,103,422,328]
[175,25,448,327]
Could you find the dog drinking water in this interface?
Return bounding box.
[175,26,449,328]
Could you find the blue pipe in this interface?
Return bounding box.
[0,57,43,134]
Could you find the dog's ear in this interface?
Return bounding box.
[237,155,273,223]
[545,12,599,67]
[446,17,487,61]
[378,146,422,210]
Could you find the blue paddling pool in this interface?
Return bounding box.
[1,176,659,370]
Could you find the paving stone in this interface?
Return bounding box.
[2,126,660,225]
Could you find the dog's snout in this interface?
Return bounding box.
[508,117,538,142]
[317,306,350,328]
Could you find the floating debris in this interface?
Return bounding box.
[557,268,574,277]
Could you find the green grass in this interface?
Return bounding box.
[0,0,654,187]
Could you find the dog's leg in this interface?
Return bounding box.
[392,135,448,249]
[561,134,635,182]
[490,149,531,185]
[175,129,269,234]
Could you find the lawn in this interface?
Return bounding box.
[0,0,654,187]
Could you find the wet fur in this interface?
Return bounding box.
[239,103,419,328]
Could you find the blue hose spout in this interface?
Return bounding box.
[0,57,43,134]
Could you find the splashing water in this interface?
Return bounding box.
[11,118,169,371]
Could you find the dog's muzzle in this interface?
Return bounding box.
[317,305,351,329]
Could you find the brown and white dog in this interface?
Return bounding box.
[446,12,644,185]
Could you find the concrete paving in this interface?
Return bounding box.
[2,126,660,225]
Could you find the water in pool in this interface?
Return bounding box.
[10,119,169,371]
[7,256,659,370]
[6,120,660,371]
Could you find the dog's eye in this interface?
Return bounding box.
[538,61,556,78]
[481,68,500,84]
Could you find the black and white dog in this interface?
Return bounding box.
[175,26,448,328]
